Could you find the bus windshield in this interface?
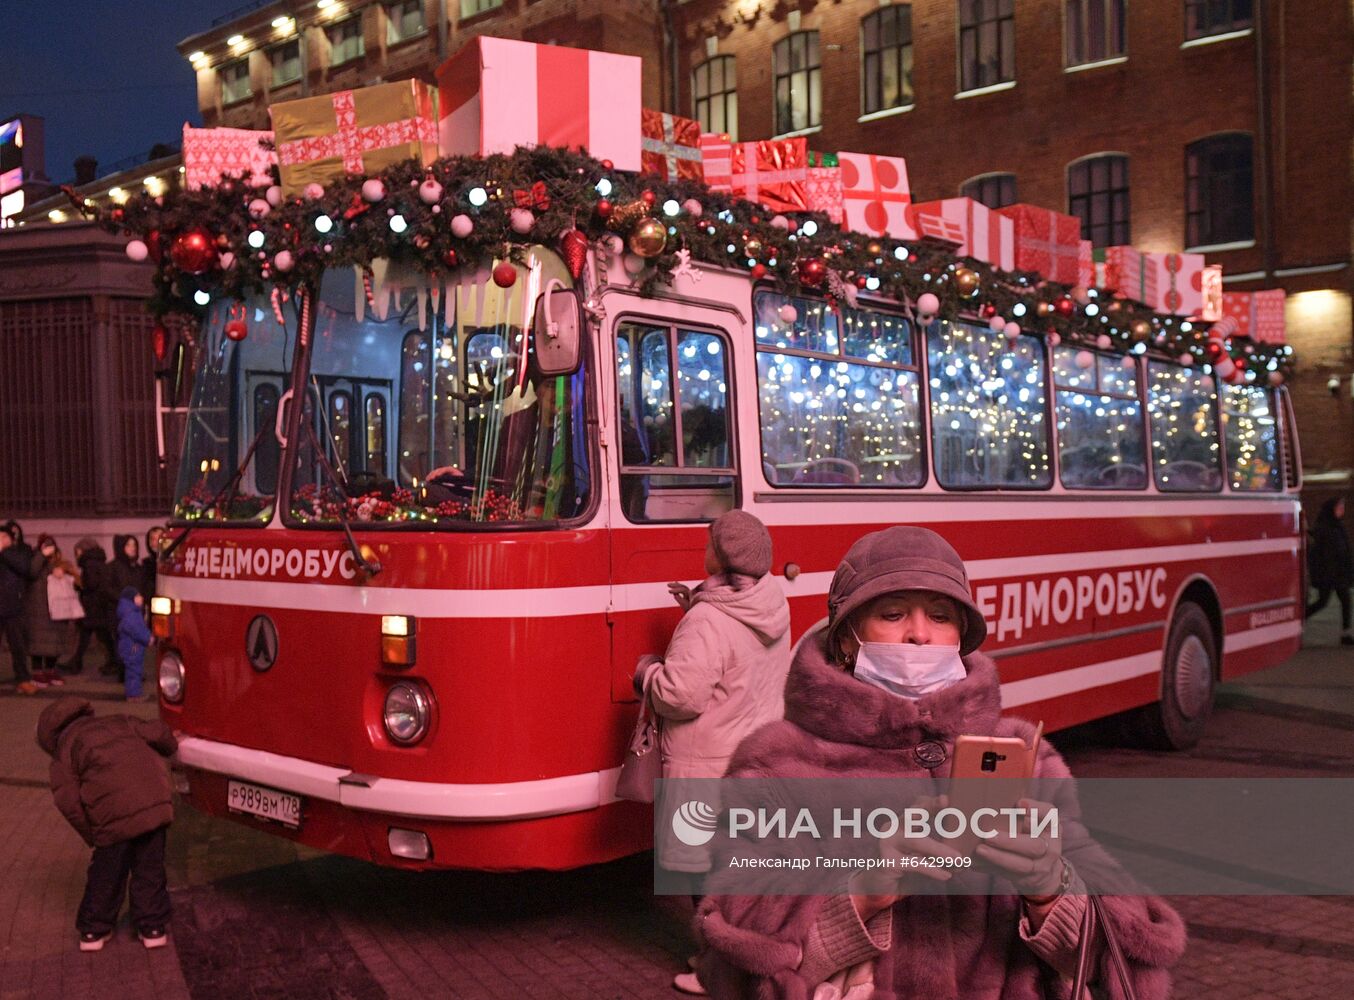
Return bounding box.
[287,248,592,527]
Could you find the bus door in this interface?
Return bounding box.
[606,312,740,702]
[305,376,394,490]
[242,371,289,498]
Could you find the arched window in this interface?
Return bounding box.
[960,173,1018,209]
[1068,154,1130,247]
[861,6,914,115]
[1186,134,1254,248]
[692,56,738,139]
[773,32,821,134]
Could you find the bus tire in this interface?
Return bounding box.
[1136,602,1217,751]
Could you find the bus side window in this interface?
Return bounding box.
[928,320,1051,489]
[253,383,280,496]
[615,321,735,523]
[1053,348,1147,490]
[1221,384,1282,492]
[1146,362,1222,492]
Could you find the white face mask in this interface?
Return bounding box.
[851,633,967,700]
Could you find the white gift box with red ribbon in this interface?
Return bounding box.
[436,37,641,170]
[1222,289,1286,344]
[700,133,733,192]
[182,124,276,190]
[838,152,912,238]
[909,198,1016,270]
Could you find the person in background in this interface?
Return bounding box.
[116,587,152,703]
[140,527,164,601]
[37,696,177,952]
[3,520,35,576]
[635,510,793,996]
[25,535,76,687]
[63,539,117,676]
[108,535,142,600]
[1,528,39,695]
[1307,496,1354,646]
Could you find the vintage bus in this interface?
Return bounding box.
[155,245,1302,871]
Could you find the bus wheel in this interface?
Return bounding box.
[1137,602,1217,751]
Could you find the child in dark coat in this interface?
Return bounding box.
[37,696,177,951]
[116,587,152,701]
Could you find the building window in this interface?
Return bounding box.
[958,0,1015,92]
[1186,134,1254,248]
[1185,0,1253,40]
[1066,0,1125,66]
[692,56,738,140]
[861,6,914,115]
[960,173,1018,209]
[328,16,365,66]
[386,1,426,43]
[460,0,504,18]
[773,32,821,135]
[1068,154,1130,247]
[220,59,251,105]
[269,41,301,88]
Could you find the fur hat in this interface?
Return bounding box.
[827,526,987,656]
[709,510,773,578]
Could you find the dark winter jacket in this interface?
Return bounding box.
[1308,499,1353,589]
[0,545,33,620]
[37,696,176,848]
[116,588,151,667]
[140,556,158,601]
[76,545,114,629]
[106,537,142,604]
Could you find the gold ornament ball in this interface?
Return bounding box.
[744,238,763,258]
[607,198,650,233]
[1106,299,1124,314]
[1130,319,1152,341]
[954,267,981,297]
[867,242,883,257]
[1036,301,1054,317]
[628,218,668,258]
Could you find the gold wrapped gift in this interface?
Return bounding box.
[269,80,437,195]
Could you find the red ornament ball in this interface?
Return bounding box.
[1054,296,1075,317]
[492,262,518,288]
[1205,340,1225,360]
[169,227,218,275]
[980,303,998,319]
[798,257,828,287]
[145,230,164,262]
[151,323,168,362]
[641,190,657,207]
[442,249,459,268]
[224,319,248,342]
[750,263,767,280]
[600,159,614,171]
[856,275,869,289]
[596,199,613,220]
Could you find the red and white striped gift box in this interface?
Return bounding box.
[700,133,733,192]
[909,198,1016,270]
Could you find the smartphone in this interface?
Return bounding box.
[939,724,1043,856]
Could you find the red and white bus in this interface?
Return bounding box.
[155,245,1302,871]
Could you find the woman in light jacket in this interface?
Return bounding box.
[637,509,793,994]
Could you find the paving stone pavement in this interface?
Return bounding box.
[4,616,1354,998]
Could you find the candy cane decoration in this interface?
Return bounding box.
[270,286,286,326]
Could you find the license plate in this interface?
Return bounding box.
[227,780,302,829]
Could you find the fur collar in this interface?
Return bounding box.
[784,625,1003,749]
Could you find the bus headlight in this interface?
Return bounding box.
[383,683,430,745]
[159,651,185,703]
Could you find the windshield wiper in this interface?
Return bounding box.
[162,422,272,560]
[300,417,382,577]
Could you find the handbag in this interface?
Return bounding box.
[1071,894,1138,1000]
[46,573,85,622]
[615,698,661,804]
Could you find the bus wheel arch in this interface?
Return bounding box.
[1137,577,1222,751]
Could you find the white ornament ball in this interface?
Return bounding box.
[1046,331,1061,348]
[248,198,271,219]
[778,304,798,324]
[509,208,535,234]
[1003,321,1021,341]
[419,178,444,205]
[604,234,625,255]
[1200,375,1216,391]
[1268,371,1284,386]
[988,315,1006,333]
[1075,350,1095,370]
[682,199,703,218]
[1096,334,1113,350]
[623,252,647,275]
[450,214,474,238]
[125,239,149,263]
[770,215,789,230]
[273,250,295,272]
[219,251,236,270]
[303,183,325,200]
[265,185,283,208]
[1071,284,1091,305]
[361,178,387,203]
[1178,353,1194,366]
[917,292,940,317]
[323,244,333,253]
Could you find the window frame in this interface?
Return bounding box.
[1184,0,1253,41]
[957,0,1016,93]
[1064,0,1126,67]
[1185,132,1255,250]
[860,5,915,116]
[754,291,929,491]
[219,58,252,106]
[1068,153,1131,247]
[1221,383,1282,493]
[1145,360,1224,494]
[327,15,365,67]
[385,0,427,45]
[772,31,822,136]
[459,0,504,20]
[692,55,739,141]
[1051,347,1150,492]
[268,40,302,89]
[959,172,1018,209]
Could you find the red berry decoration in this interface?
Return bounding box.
[492,262,518,288]
[169,227,218,275]
[596,199,613,220]
[1054,296,1075,317]
[224,319,249,342]
[750,263,767,280]
[798,257,828,287]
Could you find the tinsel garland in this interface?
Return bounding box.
[77,145,1292,380]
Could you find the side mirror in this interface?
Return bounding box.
[533,278,582,376]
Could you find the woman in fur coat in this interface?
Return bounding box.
[693,526,1186,999]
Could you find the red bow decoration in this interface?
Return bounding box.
[343,193,370,221]
[513,181,550,212]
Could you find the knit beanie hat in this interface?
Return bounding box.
[827,526,988,656]
[709,510,773,578]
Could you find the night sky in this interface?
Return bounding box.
[0,0,206,183]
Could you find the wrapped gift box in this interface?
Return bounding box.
[1102,247,1204,316]
[1077,240,1094,288]
[805,166,843,224]
[996,203,1084,283]
[182,125,276,190]
[908,198,1016,270]
[1222,289,1286,344]
[270,80,436,195]
[641,109,703,182]
[729,138,808,212]
[700,133,733,192]
[838,152,912,238]
[1199,264,1224,322]
[436,37,640,170]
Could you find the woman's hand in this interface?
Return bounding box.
[972,797,1064,898]
[852,796,963,919]
[667,582,694,611]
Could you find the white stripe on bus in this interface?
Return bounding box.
[160,536,1297,618]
